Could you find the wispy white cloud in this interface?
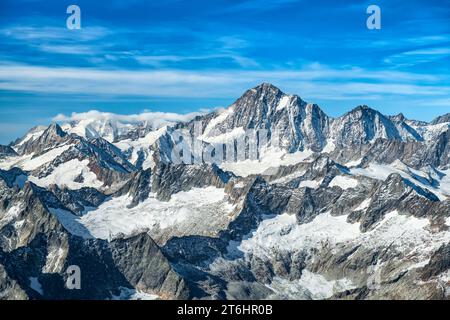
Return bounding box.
[0,24,259,68]
[133,34,257,67]
[384,46,450,66]
[0,26,110,42]
[36,44,100,55]
[0,63,448,102]
[52,109,204,128]
[134,53,258,68]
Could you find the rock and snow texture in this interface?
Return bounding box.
[54,186,237,244]
[0,83,449,300]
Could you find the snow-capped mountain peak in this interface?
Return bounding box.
[1,83,450,300]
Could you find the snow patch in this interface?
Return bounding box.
[22,145,72,171]
[276,95,291,112]
[114,127,166,169]
[237,212,361,256]
[298,179,321,189]
[267,271,356,300]
[0,205,22,228]
[270,170,306,184]
[43,246,67,274]
[350,162,449,200]
[329,175,358,190]
[14,127,46,148]
[235,209,450,263]
[201,127,245,144]
[345,158,362,167]
[322,140,336,153]
[111,287,159,300]
[52,187,237,243]
[29,159,103,190]
[353,198,371,211]
[411,122,450,141]
[201,107,234,138]
[220,149,314,177]
[0,144,71,171]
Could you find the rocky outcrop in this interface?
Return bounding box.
[0,263,28,300]
[0,145,17,158]
[18,123,67,156]
[0,181,190,300]
[114,169,152,208]
[152,162,232,201]
[431,113,450,125]
[421,244,450,281]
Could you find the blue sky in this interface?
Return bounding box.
[0,0,449,144]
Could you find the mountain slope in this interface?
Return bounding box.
[0,83,449,300]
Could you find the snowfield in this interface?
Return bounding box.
[233,210,450,266]
[111,287,159,300]
[219,148,314,177]
[0,144,72,171]
[28,159,103,189]
[235,212,361,257]
[267,271,356,299]
[214,209,450,300]
[51,187,238,244]
[328,175,358,190]
[350,161,450,200]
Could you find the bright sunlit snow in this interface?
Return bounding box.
[52,187,237,244]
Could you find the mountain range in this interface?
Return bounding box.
[0,83,449,300]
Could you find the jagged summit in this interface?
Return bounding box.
[345,105,379,115]
[431,113,450,125]
[250,82,284,95]
[16,123,68,155]
[389,113,407,122]
[42,123,67,138]
[235,82,306,112]
[0,145,17,158]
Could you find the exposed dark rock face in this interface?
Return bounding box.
[114,169,152,208]
[49,185,107,216]
[110,233,190,299]
[421,244,450,281]
[357,174,440,232]
[0,167,27,188]
[0,181,189,300]
[431,113,450,125]
[18,123,67,156]
[151,162,232,201]
[0,145,17,158]
[0,263,28,300]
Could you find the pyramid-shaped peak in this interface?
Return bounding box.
[389,113,407,122]
[431,113,450,125]
[345,105,380,117]
[44,123,67,138]
[248,83,285,96]
[355,105,375,112]
[254,82,283,91]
